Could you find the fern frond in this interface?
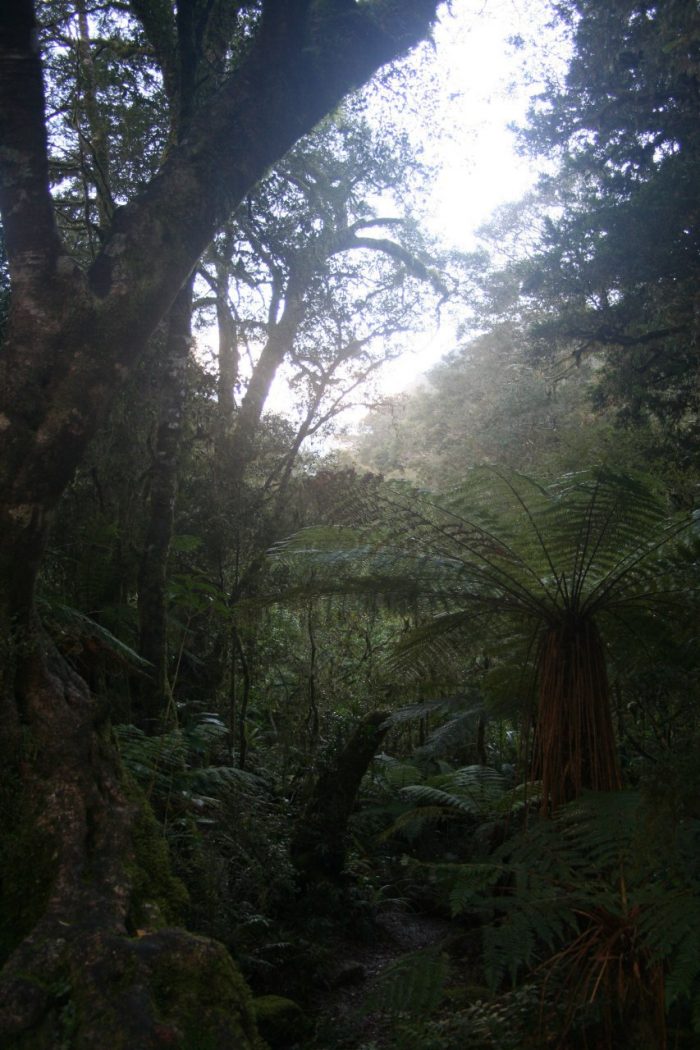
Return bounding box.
[382,694,480,728]
[272,468,698,806]
[40,599,152,671]
[378,805,457,841]
[400,783,484,817]
[362,947,449,1018]
[372,756,426,789]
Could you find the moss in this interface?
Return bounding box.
[1,770,262,1048]
[4,930,267,1050]
[146,930,268,1049]
[253,995,308,1048]
[123,776,189,930]
[0,773,57,965]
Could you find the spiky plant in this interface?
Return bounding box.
[273,468,698,813]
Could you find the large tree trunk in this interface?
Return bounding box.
[0,618,266,1047]
[0,2,440,1043]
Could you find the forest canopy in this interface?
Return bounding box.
[0,1,699,1048]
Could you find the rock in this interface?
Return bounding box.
[253,994,308,1048]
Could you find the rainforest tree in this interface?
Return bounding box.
[0,1,441,1045]
[516,0,700,452]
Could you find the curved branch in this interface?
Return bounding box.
[334,232,448,294]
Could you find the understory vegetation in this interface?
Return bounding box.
[2,0,700,1047]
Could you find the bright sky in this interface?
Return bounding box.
[251,0,568,427]
[423,1,548,246]
[371,0,565,396]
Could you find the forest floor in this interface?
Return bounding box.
[306,905,458,1048]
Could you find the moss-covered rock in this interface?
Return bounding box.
[142,928,268,1049]
[4,928,268,1050]
[253,995,307,1048]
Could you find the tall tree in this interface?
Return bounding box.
[514,0,700,452]
[199,112,445,477]
[0,2,440,1045]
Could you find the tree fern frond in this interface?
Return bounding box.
[382,693,480,729]
[416,707,484,756]
[272,467,698,805]
[429,860,503,916]
[378,805,458,841]
[40,599,152,671]
[400,783,485,816]
[373,756,426,789]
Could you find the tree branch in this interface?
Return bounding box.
[0,0,62,282]
[0,0,440,528]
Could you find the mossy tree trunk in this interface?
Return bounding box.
[290,710,390,886]
[0,2,439,1043]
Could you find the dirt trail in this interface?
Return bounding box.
[307,906,455,1048]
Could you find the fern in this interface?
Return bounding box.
[433,860,503,915]
[442,790,700,1044]
[273,467,698,809]
[373,755,426,789]
[39,598,151,671]
[377,762,533,846]
[362,947,449,1019]
[115,717,261,821]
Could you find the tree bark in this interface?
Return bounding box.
[215,257,238,427]
[533,618,622,814]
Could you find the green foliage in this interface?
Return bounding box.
[509,0,700,459]
[275,466,694,670]
[362,947,449,1019]
[115,716,260,815]
[40,599,152,672]
[443,790,700,1045]
[115,714,301,972]
[353,326,605,484]
[274,467,698,807]
[380,764,533,843]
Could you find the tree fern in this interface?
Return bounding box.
[273,467,698,810]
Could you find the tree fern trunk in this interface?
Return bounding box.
[534,617,621,813]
